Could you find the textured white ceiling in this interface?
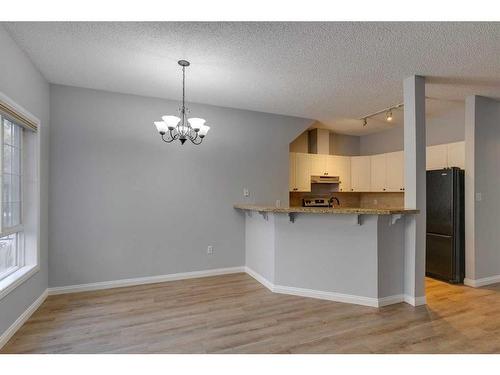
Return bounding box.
[3,22,500,135]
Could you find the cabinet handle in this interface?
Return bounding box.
[383,188,386,191]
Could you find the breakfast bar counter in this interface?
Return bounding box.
[234,204,419,215]
[235,203,420,307]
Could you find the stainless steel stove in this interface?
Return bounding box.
[302,197,330,207]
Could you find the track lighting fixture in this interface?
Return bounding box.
[359,103,403,127]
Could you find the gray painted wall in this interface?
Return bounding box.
[245,213,275,283]
[49,84,311,288]
[330,132,360,156]
[290,129,360,156]
[465,96,500,280]
[0,26,50,336]
[359,103,465,155]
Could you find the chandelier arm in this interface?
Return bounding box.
[169,128,178,140]
[161,133,175,143]
[190,135,203,145]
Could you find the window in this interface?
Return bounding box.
[0,118,24,282]
[0,94,38,298]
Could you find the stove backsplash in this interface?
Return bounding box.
[289,192,404,209]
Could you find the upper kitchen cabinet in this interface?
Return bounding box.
[289,152,312,192]
[385,151,405,192]
[447,141,465,169]
[426,142,465,170]
[310,154,328,176]
[426,144,448,170]
[328,155,351,192]
[351,156,371,192]
[289,153,296,192]
[370,154,386,192]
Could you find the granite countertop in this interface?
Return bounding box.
[233,204,419,215]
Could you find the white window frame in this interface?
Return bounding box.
[0,92,40,300]
[0,117,25,282]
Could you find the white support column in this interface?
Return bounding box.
[403,75,426,306]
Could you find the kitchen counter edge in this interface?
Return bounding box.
[234,204,419,215]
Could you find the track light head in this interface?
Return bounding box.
[362,118,367,127]
[386,110,393,122]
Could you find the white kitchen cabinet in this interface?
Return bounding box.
[289,152,311,192]
[447,141,465,169]
[328,155,351,192]
[295,153,312,192]
[310,154,328,176]
[426,144,448,170]
[289,152,296,192]
[370,154,387,192]
[351,156,371,192]
[385,151,405,192]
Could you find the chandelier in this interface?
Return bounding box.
[154,60,210,145]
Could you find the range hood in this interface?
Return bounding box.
[311,175,340,184]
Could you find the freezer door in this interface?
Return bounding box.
[427,169,454,236]
[426,233,454,282]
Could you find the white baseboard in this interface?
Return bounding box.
[48,266,246,295]
[245,266,410,308]
[0,289,48,349]
[273,284,381,307]
[244,266,274,291]
[378,294,405,307]
[464,275,500,288]
[403,294,427,306]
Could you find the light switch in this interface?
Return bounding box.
[475,193,482,202]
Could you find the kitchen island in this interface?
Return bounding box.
[235,204,420,307]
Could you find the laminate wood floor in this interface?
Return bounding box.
[2,273,500,353]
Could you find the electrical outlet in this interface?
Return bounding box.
[243,188,249,197]
[207,245,214,255]
[476,193,482,202]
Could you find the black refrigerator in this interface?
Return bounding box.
[426,167,465,283]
